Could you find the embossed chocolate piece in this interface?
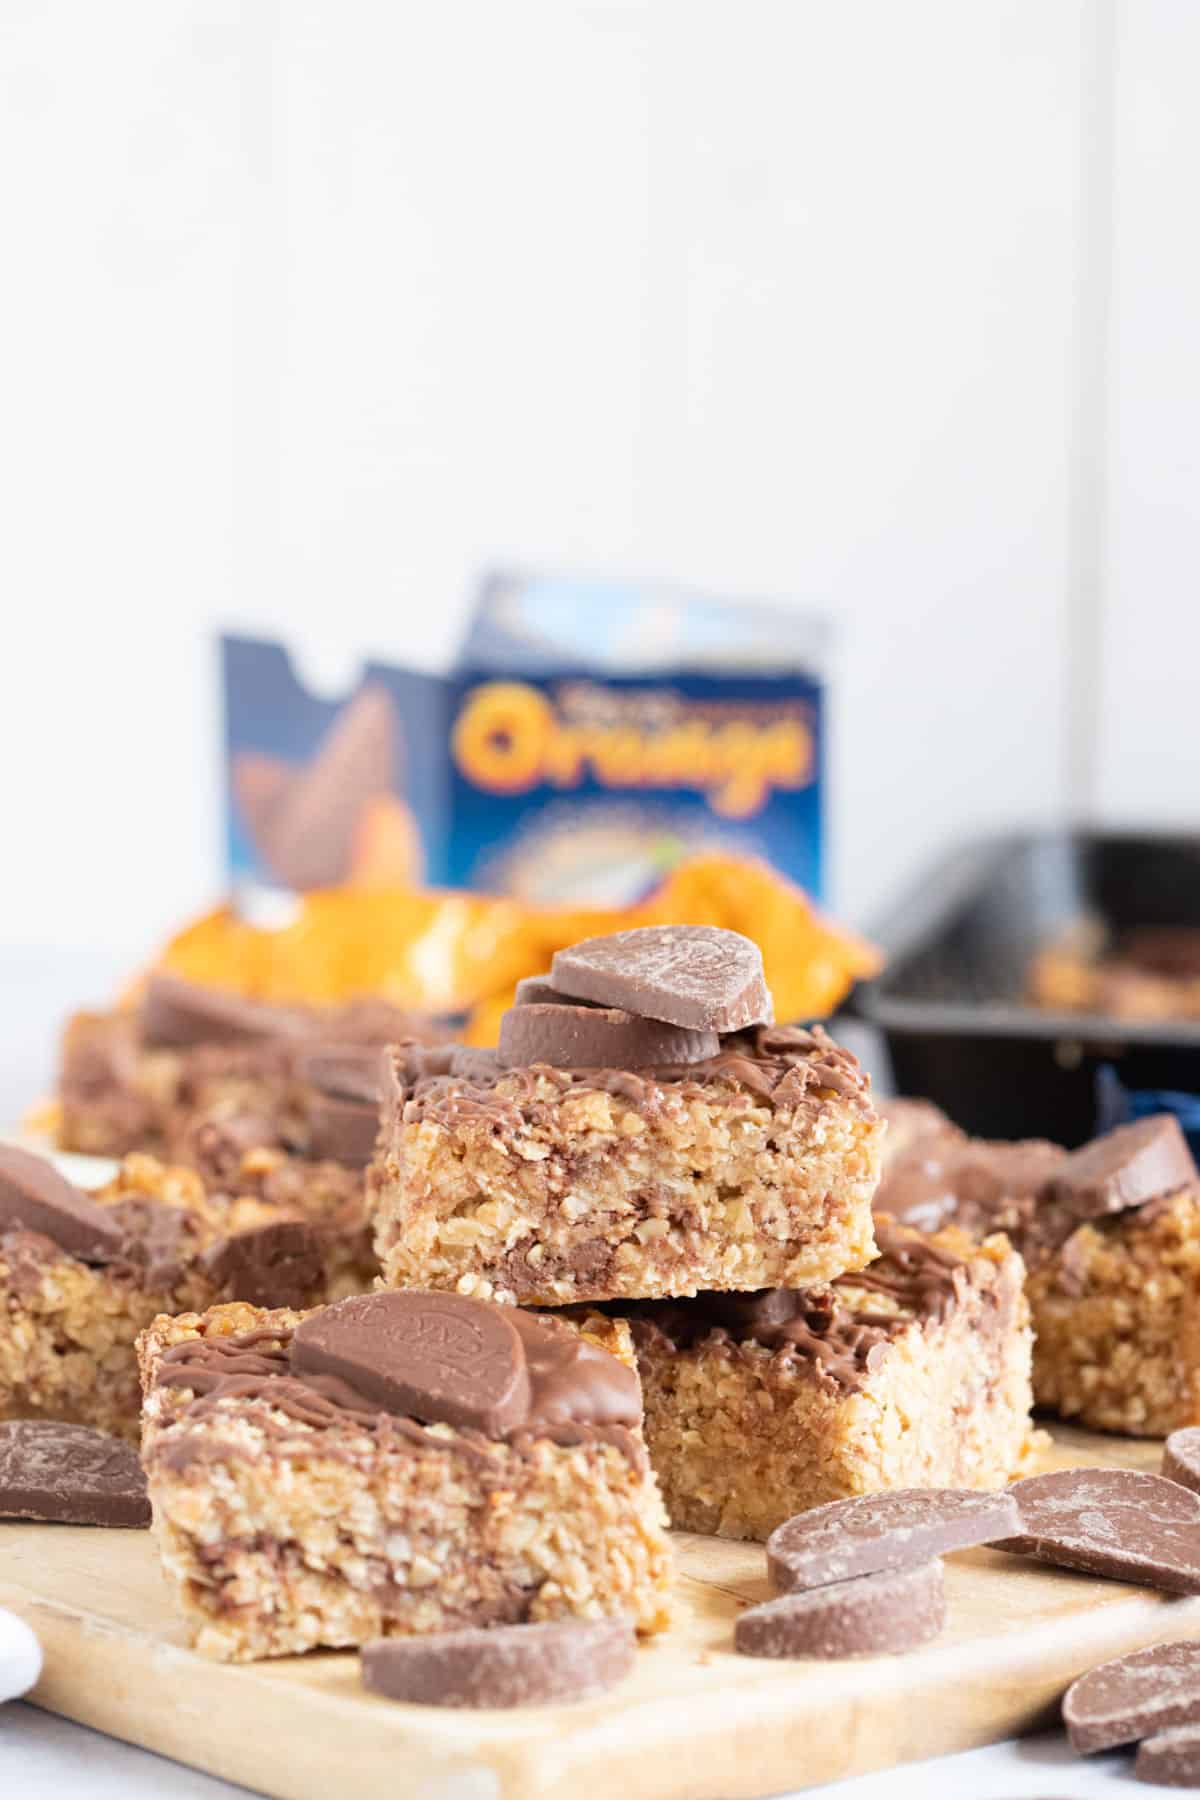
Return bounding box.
[291,1291,532,1435]
[140,973,309,1050]
[1064,1642,1200,1754]
[996,1468,1200,1593]
[0,1144,124,1261]
[736,1560,945,1659]
[0,1419,150,1527]
[361,1618,636,1708]
[766,1488,1021,1593]
[204,1219,325,1310]
[498,1003,719,1071]
[155,1303,641,1452]
[550,925,773,1032]
[1164,1429,1200,1497]
[1045,1115,1198,1222]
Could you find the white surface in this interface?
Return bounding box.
[1094,0,1200,823]
[0,1613,41,1704]
[0,1705,1159,1798]
[11,0,1198,953]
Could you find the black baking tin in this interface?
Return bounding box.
[848,831,1200,1146]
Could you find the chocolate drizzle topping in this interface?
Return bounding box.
[151,1304,644,1468]
[875,1113,1200,1260]
[392,1023,870,1133]
[625,1219,973,1391]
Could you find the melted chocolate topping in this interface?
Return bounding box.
[626,1219,975,1391]
[391,1023,870,1134]
[151,1305,643,1465]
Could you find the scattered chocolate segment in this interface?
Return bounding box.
[498,1002,720,1071]
[1064,1642,1200,1754]
[0,1420,150,1527]
[550,925,773,1033]
[1044,1115,1198,1222]
[203,1219,325,1310]
[361,1617,636,1708]
[0,1144,124,1262]
[139,973,310,1049]
[1164,1429,1200,1497]
[995,1469,1200,1593]
[736,1560,946,1659]
[291,1291,532,1436]
[1136,1723,1200,1787]
[766,1488,1021,1594]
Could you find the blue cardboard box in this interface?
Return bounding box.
[220,574,826,907]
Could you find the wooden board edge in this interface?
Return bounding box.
[8,1575,1200,1799]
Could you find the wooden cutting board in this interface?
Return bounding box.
[2,1425,1197,1800]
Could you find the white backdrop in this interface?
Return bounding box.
[1,0,1196,965]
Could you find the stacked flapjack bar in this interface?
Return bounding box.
[371,926,883,1304]
[369,924,1033,1541]
[57,970,440,1168]
[877,1100,1200,1436]
[138,1291,672,1661]
[0,1143,370,1439]
[622,1217,1033,1539]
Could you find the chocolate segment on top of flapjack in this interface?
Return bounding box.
[296,1045,383,1168]
[140,974,312,1050]
[0,1144,125,1262]
[498,1003,719,1071]
[513,972,598,1009]
[877,1110,1199,1258]
[1045,1115,1198,1222]
[393,1023,870,1131]
[293,1291,533,1436]
[550,924,772,1033]
[623,1219,970,1391]
[875,1135,1067,1243]
[152,1293,643,1459]
[203,1219,326,1310]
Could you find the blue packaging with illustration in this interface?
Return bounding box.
[220,573,827,907]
